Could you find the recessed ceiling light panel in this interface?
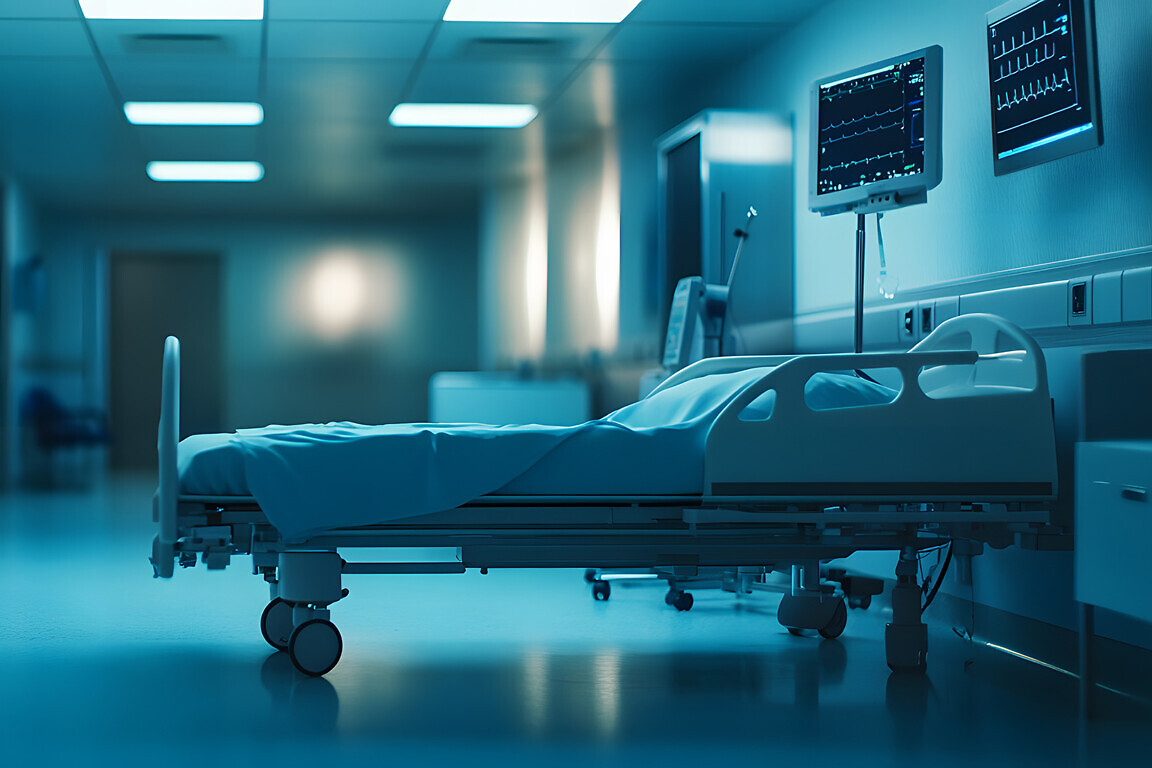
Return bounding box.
[146,161,264,182]
[125,102,264,126]
[443,0,641,23]
[389,103,538,128]
[79,0,264,21]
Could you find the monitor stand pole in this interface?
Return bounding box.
[854,212,865,354]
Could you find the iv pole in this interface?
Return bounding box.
[854,212,865,354]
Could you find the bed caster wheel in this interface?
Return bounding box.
[848,594,872,610]
[591,580,611,601]
[289,619,343,677]
[260,597,294,651]
[787,626,806,637]
[666,589,693,612]
[819,599,848,639]
[584,568,598,583]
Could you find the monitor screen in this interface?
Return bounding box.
[986,0,1101,175]
[809,45,942,216]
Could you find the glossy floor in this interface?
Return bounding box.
[0,477,1146,766]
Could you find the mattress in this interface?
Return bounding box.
[178,368,894,539]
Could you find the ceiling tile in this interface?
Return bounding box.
[263,59,412,121]
[627,0,826,25]
[0,0,78,19]
[0,19,90,57]
[427,21,614,61]
[135,125,262,161]
[86,19,264,58]
[104,55,262,102]
[601,23,780,63]
[269,0,451,22]
[405,60,581,105]
[267,20,434,59]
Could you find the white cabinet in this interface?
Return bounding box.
[1075,440,1152,623]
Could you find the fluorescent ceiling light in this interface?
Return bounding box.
[389,103,538,128]
[79,0,264,21]
[443,0,641,23]
[146,161,264,182]
[124,102,264,126]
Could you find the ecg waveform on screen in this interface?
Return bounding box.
[815,58,925,194]
[988,0,1079,136]
[997,68,1071,111]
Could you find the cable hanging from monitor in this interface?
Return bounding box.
[875,212,898,300]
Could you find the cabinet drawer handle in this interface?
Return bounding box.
[1121,486,1148,502]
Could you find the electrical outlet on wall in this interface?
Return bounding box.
[898,305,916,342]
[917,300,934,336]
[1068,276,1091,326]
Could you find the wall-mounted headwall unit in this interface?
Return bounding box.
[656,110,794,355]
[794,246,1152,352]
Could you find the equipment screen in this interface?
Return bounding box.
[809,46,942,216]
[987,0,1100,174]
[816,56,926,196]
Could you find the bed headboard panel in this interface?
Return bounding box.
[153,336,180,578]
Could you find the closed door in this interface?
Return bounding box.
[109,252,223,471]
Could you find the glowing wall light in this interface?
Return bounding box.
[308,254,367,340]
[594,140,620,353]
[702,113,793,165]
[524,174,548,359]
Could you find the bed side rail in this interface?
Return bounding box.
[151,335,180,578]
[704,314,1057,498]
[648,354,797,397]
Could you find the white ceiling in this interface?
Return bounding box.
[0,0,830,218]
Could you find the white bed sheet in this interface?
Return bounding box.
[178,369,894,540]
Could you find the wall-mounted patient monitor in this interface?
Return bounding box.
[809,45,942,216]
[986,0,1101,175]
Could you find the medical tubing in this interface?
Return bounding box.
[920,540,954,614]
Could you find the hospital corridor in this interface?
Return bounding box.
[1,1,1151,765]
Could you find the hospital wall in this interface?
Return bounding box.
[698,0,1152,645]
[1,181,42,486]
[711,0,1152,314]
[13,209,479,474]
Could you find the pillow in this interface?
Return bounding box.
[741,371,897,420]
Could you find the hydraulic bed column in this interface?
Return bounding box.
[885,546,928,671]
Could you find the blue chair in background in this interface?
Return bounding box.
[20,387,110,486]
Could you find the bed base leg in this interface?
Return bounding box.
[886,547,928,672]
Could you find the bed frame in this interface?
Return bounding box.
[150,314,1056,676]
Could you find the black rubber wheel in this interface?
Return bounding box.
[664,589,676,606]
[260,598,294,651]
[584,568,598,583]
[289,619,343,677]
[673,591,694,612]
[819,599,848,640]
[592,580,611,601]
[849,594,872,610]
[787,626,806,637]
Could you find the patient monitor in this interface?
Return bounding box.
[809,45,943,353]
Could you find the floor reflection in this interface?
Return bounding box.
[0,478,1148,765]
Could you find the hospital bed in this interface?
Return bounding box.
[150,313,1056,676]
